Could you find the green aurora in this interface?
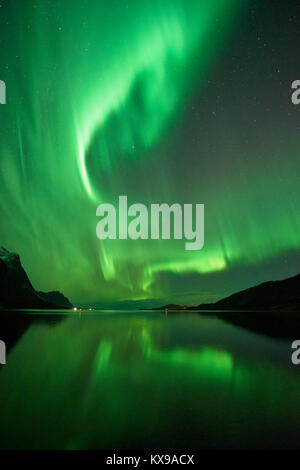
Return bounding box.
[0,0,300,306]
[1,313,299,449]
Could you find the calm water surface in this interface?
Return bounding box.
[0,310,299,449]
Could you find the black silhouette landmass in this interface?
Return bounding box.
[37,290,73,309]
[149,273,300,339]
[194,273,300,312]
[154,272,300,312]
[0,247,73,310]
[162,304,187,310]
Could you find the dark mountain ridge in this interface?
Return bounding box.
[195,273,300,311]
[0,247,73,309]
[154,272,300,312]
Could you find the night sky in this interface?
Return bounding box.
[0,0,300,307]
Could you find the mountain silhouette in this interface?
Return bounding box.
[154,272,300,312]
[0,247,73,309]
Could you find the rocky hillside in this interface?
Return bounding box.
[0,247,73,309]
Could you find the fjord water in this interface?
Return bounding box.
[0,311,299,449]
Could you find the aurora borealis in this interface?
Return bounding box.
[1,0,300,306]
[1,312,300,449]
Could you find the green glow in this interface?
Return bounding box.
[1,313,300,449]
[94,340,112,377]
[139,326,234,378]
[1,0,300,305]
[77,0,237,201]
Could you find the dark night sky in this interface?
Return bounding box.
[0,0,300,307]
